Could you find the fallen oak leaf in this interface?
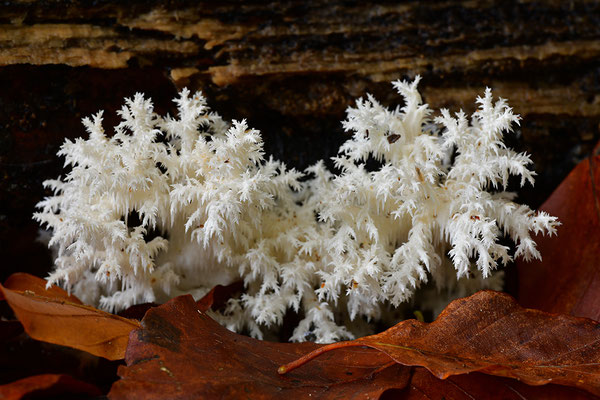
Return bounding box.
[0,373,101,400]
[109,294,411,400]
[279,290,600,396]
[518,152,600,320]
[0,278,140,360]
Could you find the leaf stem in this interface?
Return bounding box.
[278,341,365,375]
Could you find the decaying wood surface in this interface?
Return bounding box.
[0,1,599,280]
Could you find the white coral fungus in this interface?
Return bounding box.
[35,77,558,342]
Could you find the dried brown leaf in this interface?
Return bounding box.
[113,281,243,322]
[280,291,600,396]
[109,294,411,400]
[391,368,597,400]
[117,303,159,320]
[1,274,140,360]
[196,280,243,312]
[3,272,83,304]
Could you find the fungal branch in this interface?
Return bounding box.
[34,77,558,342]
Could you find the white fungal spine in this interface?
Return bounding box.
[34,77,559,342]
